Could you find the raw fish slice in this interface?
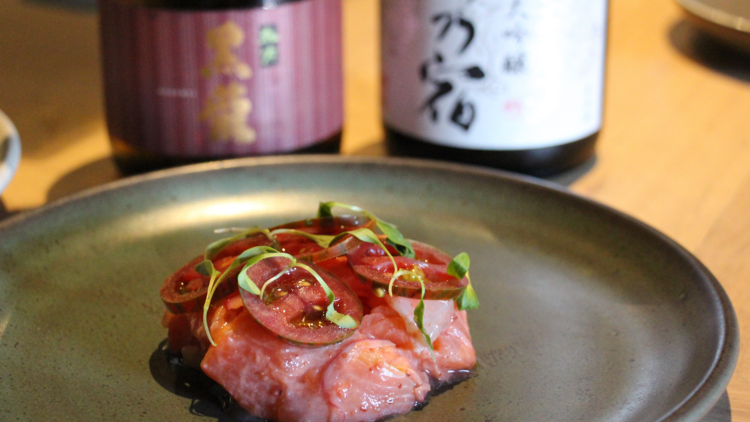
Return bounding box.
[360,299,476,382]
[385,295,455,343]
[201,311,348,422]
[431,310,476,381]
[323,339,430,422]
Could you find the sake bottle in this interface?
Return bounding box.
[381,0,608,176]
[99,0,343,174]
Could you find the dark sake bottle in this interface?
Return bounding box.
[98,0,343,174]
[381,0,608,177]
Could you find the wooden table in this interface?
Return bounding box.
[1,0,749,420]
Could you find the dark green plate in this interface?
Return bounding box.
[0,156,738,421]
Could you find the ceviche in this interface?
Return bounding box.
[160,202,479,422]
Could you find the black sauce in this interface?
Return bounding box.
[412,368,477,412]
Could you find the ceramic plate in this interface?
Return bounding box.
[0,157,738,421]
[677,0,750,55]
[0,110,21,195]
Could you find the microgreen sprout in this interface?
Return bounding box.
[317,202,480,354]
[391,266,434,360]
[230,247,358,342]
[237,249,357,329]
[414,280,435,362]
[318,201,415,258]
[447,253,479,311]
[195,202,477,353]
[268,228,335,248]
[293,262,358,329]
[331,223,435,355]
[203,226,273,261]
[199,245,279,345]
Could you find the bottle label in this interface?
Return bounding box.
[382,0,607,150]
[99,0,342,157]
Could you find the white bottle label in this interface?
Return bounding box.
[382,0,607,150]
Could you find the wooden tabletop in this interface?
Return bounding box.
[2,0,750,420]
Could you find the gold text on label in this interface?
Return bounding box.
[201,21,256,144]
[203,21,253,79]
[200,82,257,144]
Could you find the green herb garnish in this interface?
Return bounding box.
[318,201,415,258]
[319,202,479,353]
[294,262,357,329]
[340,226,433,358]
[237,249,357,328]
[203,226,272,261]
[390,267,434,361]
[413,285,435,362]
[456,282,479,311]
[202,245,357,345]
[269,228,335,248]
[448,253,479,310]
[194,202,478,354]
[200,245,278,345]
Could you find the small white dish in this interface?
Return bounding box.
[0,110,22,195]
[677,0,750,55]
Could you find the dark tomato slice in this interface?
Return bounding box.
[347,240,469,300]
[239,257,363,346]
[318,257,388,314]
[272,215,375,262]
[271,215,373,234]
[160,233,272,314]
[214,233,274,259]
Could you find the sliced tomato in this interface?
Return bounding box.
[348,240,469,300]
[215,234,274,259]
[160,233,272,314]
[239,257,363,346]
[271,215,372,234]
[271,215,375,262]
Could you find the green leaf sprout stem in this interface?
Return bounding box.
[195,202,477,351]
[318,201,415,258]
[447,253,479,311]
[203,226,272,261]
[201,245,278,346]
[201,245,357,346]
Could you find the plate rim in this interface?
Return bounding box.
[0,155,740,421]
